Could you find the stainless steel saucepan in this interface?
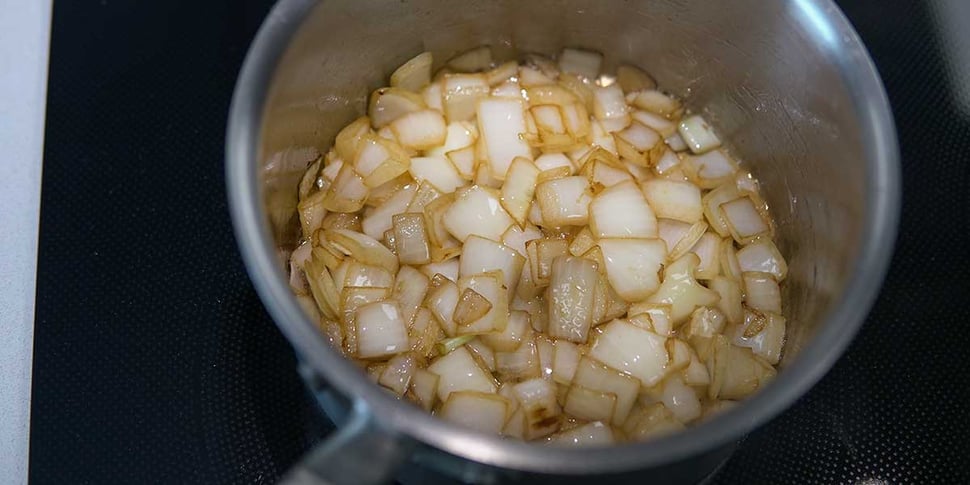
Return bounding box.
[226,0,900,483]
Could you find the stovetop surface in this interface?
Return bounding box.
[31,0,970,483]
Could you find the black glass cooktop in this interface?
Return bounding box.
[31,0,970,483]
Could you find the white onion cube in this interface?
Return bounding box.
[442,186,514,242]
[598,238,667,302]
[477,98,532,179]
[427,346,497,400]
[589,180,658,238]
[678,114,721,154]
[589,319,668,387]
[355,300,409,359]
[536,176,592,226]
[641,179,703,223]
[439,391,509,434]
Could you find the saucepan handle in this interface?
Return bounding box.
[280,397,410,485]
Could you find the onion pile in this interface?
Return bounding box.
[287,46,787,446]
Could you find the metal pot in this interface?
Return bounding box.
[226,0,900,483]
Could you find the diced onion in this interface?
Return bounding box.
[572,357,639,425]
[287,50,789,445]
[390,109,447,150]
[623,403,684,441]
[409,156,465,193]
[422,80,443,112]
[495,332,540,381]
[677,114,721,154]
[392,213,432,265]
[547,256,598,343]
[742,271,782,314]
[442,186,514,242]
[439,391,509,434]
[427,280,460,336]
[427,346,498,400]
[647,254,719,324]
[598,238,666,302]
[321,157,345,184]
[732,309,786,365]
[408,368,439,411]
[407,181,443,214]
[453,287,492,328]
[447,46,493,72]
[707,335,775,400]
[564,385,617,423]
[421,258,460,283]
[327,229,399,274]
[683,149,738,188]
[457,272,509,334]
[478,98,533,180]
[593,85,628,120]
[547,421,616,447]
[665,132,688,152]
[355,300,409,359]
[682,345,711,387]
[392,265,430,324]
[361,184,416,240]
[369,87,426,129]
[552,339,581,385]
[590,119,619,154]
[513,378,563,439]
[657,218,691,255]
[528,238,569,286]
[352,134,411,189]
[482,309,530,352]
[736,239,788,281]
[378,352,417,396]
[616,64,656,93]
[665,338,692,374]
[342,261,393,289]
[641,179,703,223]
[709,276,743,325]
[486,61,519,86]
[719,195,772,244]
[628,303,674,336]
[615,122,663,167]
[518,66,556,87]
[534,153,574,173]
[500,157,541,226]
[632,110,676,137]
[702,183,740,237]
[501,223,543,258]
[660,376,701,423]
[720,237,743,280]
[427,121,477,158]
[408,307,442,358]
[323,163,369,213]
[390,52,433,92]
[630,90,681,117]
[466,337,497,371]
[589,180,658,238]
[532,104,567,135]
[459,235,525,298]
[525,85,580,107]
[590,319,668,387]
[536,176,592,226]
[443,74,490,122]
[334,117,371,162]
[690,232,721,279]
[558,48,603,78]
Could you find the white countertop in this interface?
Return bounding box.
[0,1,52,483]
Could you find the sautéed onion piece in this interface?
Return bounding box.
[286,46,789,445]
